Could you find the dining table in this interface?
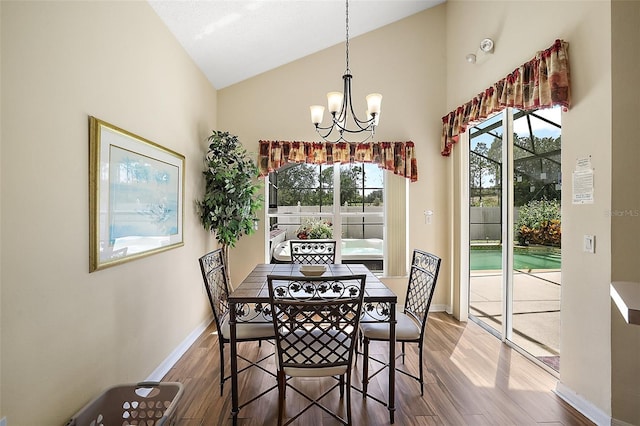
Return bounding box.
[228,262,398,424]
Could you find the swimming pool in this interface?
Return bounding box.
[470,246,561,270]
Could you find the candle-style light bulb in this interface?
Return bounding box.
[327,92,343,114]
[366,93,382,115]
[310,105,325,125]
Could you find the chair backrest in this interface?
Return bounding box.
[405,250,441,335]
[289,240,336,264]
[412,249,440,269]
[198,249,230,335]
[267,274,366,372]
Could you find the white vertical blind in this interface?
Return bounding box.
[384,173,408,276]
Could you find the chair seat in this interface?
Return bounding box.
[284,364,347,378]
[221,317,275,340]
[279,330,350,377]
[360,310,420,341]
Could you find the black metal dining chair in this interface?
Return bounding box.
[267,274,366,426]
[360,249,441,396]
[198,249,275,396]
[289,240,336,264]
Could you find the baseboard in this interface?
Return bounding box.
[145,316,213,382]
[555,381,611,426]
[430,304,449,313]
[611,418,636,426]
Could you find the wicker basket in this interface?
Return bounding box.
[66,381,183,426]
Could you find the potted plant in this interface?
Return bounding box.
[197,131,263,281]
[295,218,333,239]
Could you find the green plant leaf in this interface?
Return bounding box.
[196,130,263,248]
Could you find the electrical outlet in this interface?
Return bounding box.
[584,235,595,253]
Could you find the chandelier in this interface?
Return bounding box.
[309,0,382,143]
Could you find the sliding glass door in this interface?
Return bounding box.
[468,112,505,335]
[468,107,562,372]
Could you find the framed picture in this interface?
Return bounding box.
[89,116,185,272]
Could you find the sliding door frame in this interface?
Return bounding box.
[461,108,514,343]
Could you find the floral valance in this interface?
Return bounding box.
[258,140,418,182]
[441,39,571,156]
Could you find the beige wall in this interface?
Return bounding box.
[219,5,450,305]
[0,1,216,424]
[446,0,614,421]
[611,1,640,424]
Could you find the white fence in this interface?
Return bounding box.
[270,206,383,239]
[470,207,522,241]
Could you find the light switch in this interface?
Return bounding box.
[424,210,433,225]
[584,235,595,253]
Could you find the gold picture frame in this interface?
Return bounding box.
[89,116,185,272]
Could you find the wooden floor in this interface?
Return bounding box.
[162,313,594,425]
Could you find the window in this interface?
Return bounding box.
[266,162,385,271]
[340,162,384,240]
[268,163,334,213]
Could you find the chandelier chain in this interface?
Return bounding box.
[345,0,350,73]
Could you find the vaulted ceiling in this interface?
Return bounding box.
[148,0,445,89]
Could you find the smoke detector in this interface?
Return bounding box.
[480,38,494,53]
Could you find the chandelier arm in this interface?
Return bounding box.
[335,125,375,134]
[314,122,339,132]
[342,73,376,131]
[344,73,363,128]
[346,93,376,130]
[336,72,351,125]
[314,127,374,144]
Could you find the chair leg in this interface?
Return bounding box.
[419,343,424,396]
[401,341,406,364]
[346,373,353,425]
[354,331,361,367]
[277,370,286,426]
[219,341,225,396]
[362,337,370,396]
[339,374,345,398]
